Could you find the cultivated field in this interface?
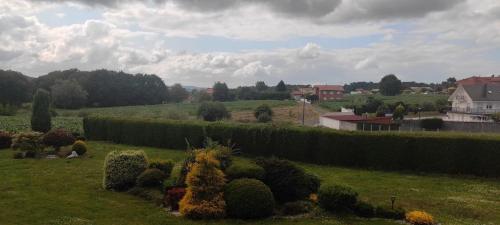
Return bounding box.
[0,141,498,225]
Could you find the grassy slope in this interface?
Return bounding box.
[1,142,499,225]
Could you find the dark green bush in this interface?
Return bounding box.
[0,131,13,149]
[257,112,272,123]
[256,158,320,203]
[254,104,273,119]
[11,132,43,152]
[420,118,444,131]
[375,206,405,219]
[84,117,500,177]
[197,102,231,121]
[353,201,375,218]
[42,128,75,149]
[224,178,275,219]
[318,184,358,211]
[149,159,174,177]
[282,201,313,216]
[103,150,149,191]
[31,89,52,133]
[136,168,166,187]
[225,159,265,181]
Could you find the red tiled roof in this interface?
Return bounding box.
[314,85,344,91]
[457,76,500,85]
[322,115,393,125]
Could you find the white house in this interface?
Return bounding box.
[448,77,500,121]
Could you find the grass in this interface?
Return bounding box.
[319,94,448,111]
[1,141,499,225]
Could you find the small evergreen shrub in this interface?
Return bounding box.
[179,151,226,219]
[225,159,265,181]
[353,201,375,218]
[375,205,406,219]
[318,184,358,211]
[136,168,166,187]
[405,211,435,225]
[257,113,272,123]
[31,89,52,133]
[71,140,88,155]
[103,150,149,191]
[254,104,273,123]
[256,158,321,203]
[149,159,174,177]
[11,132,43,152]
[42,128,75,149]
[224,178,275,219]
[0,131,13,149]
[282,201,313,216]
[197,102,231,121]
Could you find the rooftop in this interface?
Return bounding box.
[314,85,344,91]
[322,115,393,125]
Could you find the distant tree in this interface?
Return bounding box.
[363,97,383,113]
[0,70,33,106]
[393,104,405,120]
[254,104,273,123]
[169,83,189,103]
[379,74,402,96]
[255,81,268,91]
[435,99,450,113]
[192,90,212,102]
[276,80,287,92]
[31,89,52,133]
[376,104,388,117]
[50,79,88,109]
[213,82,229,102]
[237,86,257,100]
[197,102,231,121]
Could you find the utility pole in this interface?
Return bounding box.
[302,91,306,126]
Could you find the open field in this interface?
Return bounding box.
[319,94,449,112]
[0,100,298,133]
[0,141,498,225]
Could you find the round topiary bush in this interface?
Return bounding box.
[318,184,358,212]
[71,140,88,155]
[224,178,275,219]
[225,160,265,181]
[197,102,231,121]
[405,211,435,225]
[42,128,75,149]
[149,159,174,177]
[103,150,149,191]
[136,168,167,187]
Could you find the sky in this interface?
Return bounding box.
[0,0,499,87]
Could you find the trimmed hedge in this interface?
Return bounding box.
[420,118,444,131]
[84,117,500,177]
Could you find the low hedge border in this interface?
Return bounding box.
[84,117,500,177]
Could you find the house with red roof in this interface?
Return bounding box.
[313,85,344,101]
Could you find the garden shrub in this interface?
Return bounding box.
[254,104,273,123]
[103,150,149,191]
[197,102,231,121]
[149,159,174,177]
[136,168,166,187]
[0,131,13,149]
[256,158,321,203]
[282,201,313,216]
[83,117,500,177]
[72,140,88,155]
[257,113,272,123]
[164,187,186,211]
[225,159,265,181]
[179,151,226,219]
[11,132,44,152]
[168,162,184,187]
[353,201,375,218]
[375,205,406,219]
[224,178,275,219]
[420,118,444,131]
[318,184,358,212]
[31,89,52,133]
[405,211,435,225]
[42,128,76,149]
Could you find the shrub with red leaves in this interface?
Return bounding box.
[0,131,13,149]
[42,128,75,149]
[164,187,186,211]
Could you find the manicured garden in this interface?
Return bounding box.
[1,141,499,225]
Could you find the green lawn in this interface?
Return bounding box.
[319,94,448,111]
[1,142,499,225]
[0,100,297,133]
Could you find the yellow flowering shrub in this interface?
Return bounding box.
[179,151,226,219]
[309,193,318,204]
[405,210,435,225]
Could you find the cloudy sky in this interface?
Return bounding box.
[0,0,499,87]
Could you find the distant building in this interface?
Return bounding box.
[319,113,396,131]
[313,85,344,101]
[291,87,315,100]
[448,76,500,121]
[206,88,214,95]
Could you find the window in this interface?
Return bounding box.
[486,105,493,109]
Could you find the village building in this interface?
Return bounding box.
[313,85,344,101]
[319,112,397,131]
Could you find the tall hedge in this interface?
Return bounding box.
[31,89,52,133]
[84,117,500,177]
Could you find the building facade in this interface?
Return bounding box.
[313,85,344,101]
